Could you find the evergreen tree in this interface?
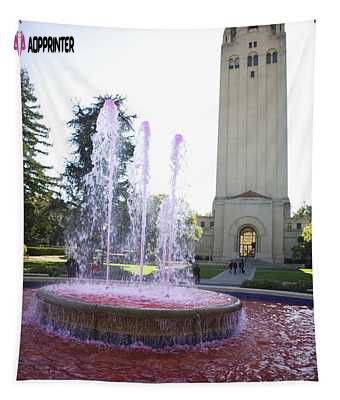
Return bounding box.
[21,69,60,244]
[63,95,136,250]
[21,69,57,200]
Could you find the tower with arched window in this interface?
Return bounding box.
[213,24,289,263]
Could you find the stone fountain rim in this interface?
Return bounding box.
[36,285,242,318]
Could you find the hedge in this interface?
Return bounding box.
[241,279,312,293]
[24,261,67,277]
[26,247,66,256]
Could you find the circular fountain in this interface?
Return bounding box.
[35,283,242,347]
[32,99,242,348]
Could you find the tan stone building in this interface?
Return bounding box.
[195,24,310,263]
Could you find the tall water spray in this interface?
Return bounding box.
[97,100,119,283]
[66,99,118,279]
[168,134,184,269]
[66,99,196,287]
[127,121,151,281]
[156,134,186,284]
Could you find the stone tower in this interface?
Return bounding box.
[213,24,290,263]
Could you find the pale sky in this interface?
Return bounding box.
[20,20,314,214]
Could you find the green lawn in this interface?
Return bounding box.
[24,259,157,277]
[254,268,313,284]
[199,265,224,279]
[241,267,313,292]
[113,264,156,276]
[24,258,226,280]
[23,258,313,289]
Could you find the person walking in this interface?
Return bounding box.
[233,261,237,274]
[241,259,245,274]
[238,260,242,274]
[228,261,233,273]
[191,260,200,284]
[66,256,79,278]
[194,263,200,284]
[195,264,200,284]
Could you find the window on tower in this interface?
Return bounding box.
[234,58,240,69]
[266,52,272,64]
[254,41,257,48]
[247,55,252,67]
[249,42,252,48]
[250,71,255,78]
[272,51,278,63]
[229,58,234,69]
[253,54,258,66]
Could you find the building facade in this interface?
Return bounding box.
[195,24,310,263]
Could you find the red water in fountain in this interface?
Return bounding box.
[17,289,317,383]
[52,284,237,309]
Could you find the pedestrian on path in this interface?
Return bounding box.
[238,260,243,274]
[241,259,245,274]
[233,261,237,274]
[228,261,233,273]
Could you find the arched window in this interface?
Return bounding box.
[247,55,252,67]
[239,226,257,257]
[234,57,240,69]
[229,58,234,70]
[266,52,271,64]
[272,51,278,63]
[253,54,258,66]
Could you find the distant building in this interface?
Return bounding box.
[195,24,310,263]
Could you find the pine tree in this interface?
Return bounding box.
[64,95,136,204]
[21,69,59,244]
[63,95,136,249]
[21,69,57,200]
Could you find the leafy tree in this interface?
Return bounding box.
[189,213,203,242]
[24,195,69,246]
[292,223,312,266]
[293,203,312,219]
[291,204,312,265]
[21,69,60,245]
[303,223,312,243]
[144,195,202,263]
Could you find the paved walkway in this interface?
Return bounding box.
[201,262,256,286]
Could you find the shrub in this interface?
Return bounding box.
[241,279,312,293]
[27,247,66,256]
[23,261,67,277]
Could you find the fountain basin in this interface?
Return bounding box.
[35,284,242,347]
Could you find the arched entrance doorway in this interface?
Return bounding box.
[239,226,256,257]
